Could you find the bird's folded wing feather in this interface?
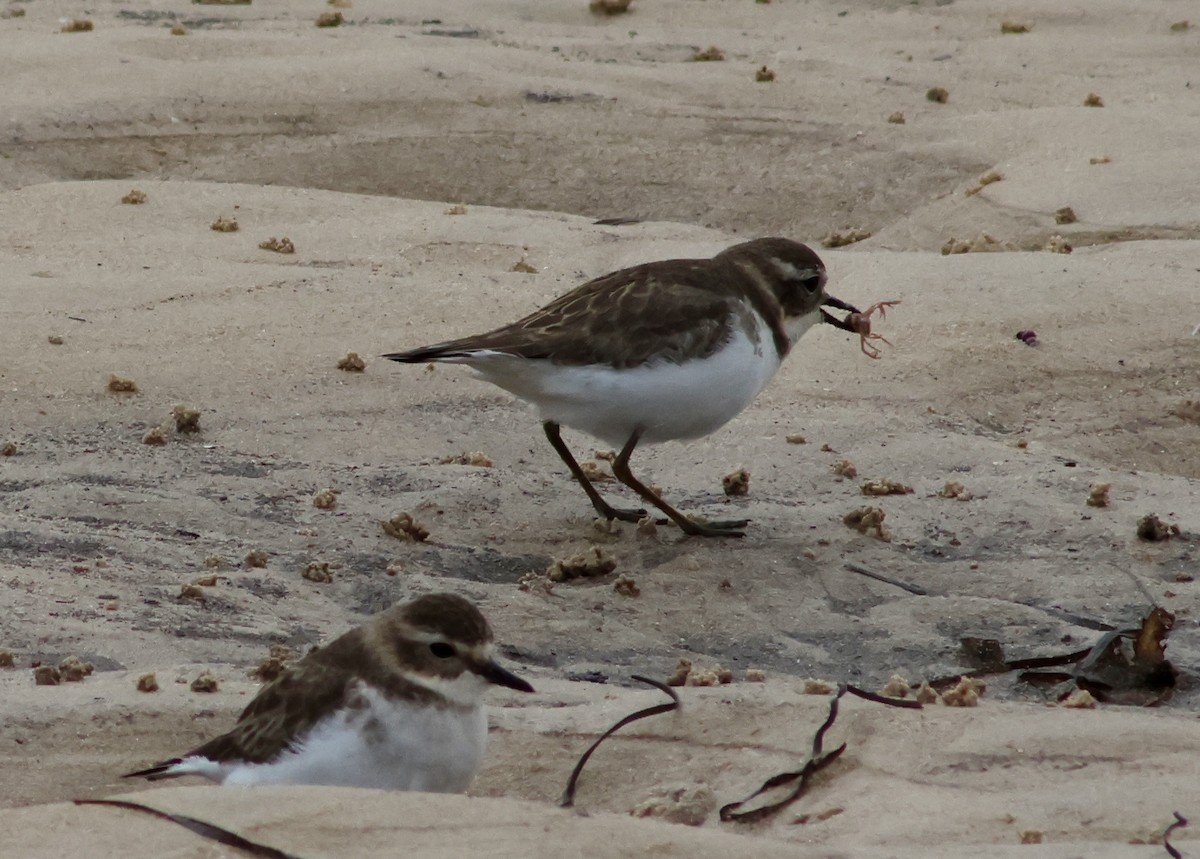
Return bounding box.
[387,262,739,369]
[187,662,356,765]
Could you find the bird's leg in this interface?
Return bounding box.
[849,300,901,359]
[610,431,747,539]
[543,421,646,523]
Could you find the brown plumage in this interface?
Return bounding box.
[388,239,832,369]
[124,593,531,779]
[386,238,865,538]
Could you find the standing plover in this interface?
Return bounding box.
[386,238,876,537]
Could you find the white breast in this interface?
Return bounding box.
[179,687,489,793]
[459,307,818,447]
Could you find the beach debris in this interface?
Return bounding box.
[1060,689,1096,709]
[965,170,1003,196]
[692,46,724,62]
[861,478,912,497]
[258,237,295,254]
[843,506,890,541]
[821,227,872,248]
[613,575,640,597]
[312,489,338,509]
[722,468,750,497]
[34,665,61,685]
[244,549,269,568]
[107,374,139,393]
[302,561,333,583]
[1086,482,1111,508]
[251,645,295,682]
[173,405,201,433]
[190,671,219,693]
[631,784,716,826]
[1042,234,1073,254]
[438,451,494,466]
[590,0,633,15]
[942,233,1018,254]
[1136,513,1178,542]
[940,676,984,707]
[548,546,615,582]
[831,459,857,478]
[879,674,911,698]
[579,460,613,482]
[381,512,430,542]
[939,481,973,501]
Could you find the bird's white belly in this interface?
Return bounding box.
[466,320,790,448]
[215,690,488,792]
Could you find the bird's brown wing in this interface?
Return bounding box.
[385,260,740,369]
[188,661,356,765]
[122,658,357,779]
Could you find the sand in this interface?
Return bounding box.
[1,0,1197,856]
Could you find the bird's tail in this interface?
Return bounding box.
[122,759,186,781]
[383,344,478,364]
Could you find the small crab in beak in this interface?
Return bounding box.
[822,296,901,359]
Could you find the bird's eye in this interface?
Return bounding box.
[801,275,823,293]
[429,642,455,659]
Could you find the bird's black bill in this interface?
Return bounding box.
[820,295,861,333]
[479,660,534,693]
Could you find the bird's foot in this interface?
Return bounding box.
[597,504,649,524]
[678,517,749,538]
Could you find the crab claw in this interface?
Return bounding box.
[846,300,902,359]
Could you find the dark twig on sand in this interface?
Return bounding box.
[719,684,919,823]
[843,562,928,595]
[1163,811,1188,859]
[74,798,303,859]
[560,675,680,807]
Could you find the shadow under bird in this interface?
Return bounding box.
[386,237,865,537]
[124,593,532,791]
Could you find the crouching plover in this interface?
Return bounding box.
[124,593,533,792]
[385,237,868,538]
